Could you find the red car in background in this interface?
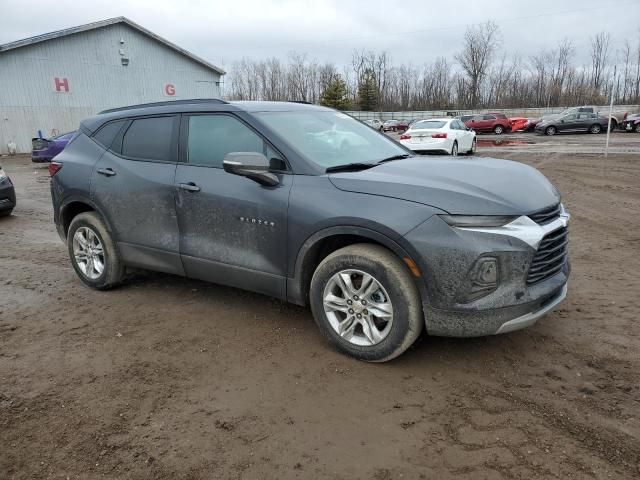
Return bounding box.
[382,119,410,133]
[462,113,511,134]
[509,117,529,132]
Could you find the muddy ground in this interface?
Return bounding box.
[1,135,639,479]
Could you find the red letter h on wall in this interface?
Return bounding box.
[54,77,69,93]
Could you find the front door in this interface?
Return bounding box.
[90,115,183,275]
[174,113,292,299]
[557,113,579,132]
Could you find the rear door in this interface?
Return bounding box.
[174,113,292,299]
[90,115,183,275]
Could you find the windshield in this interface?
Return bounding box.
[411,120,447,130]
[255,111,408,168]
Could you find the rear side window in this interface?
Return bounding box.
[121,116,176,161]
[483,115,496,120]
[93,121,125,149]
[187,115,268,168]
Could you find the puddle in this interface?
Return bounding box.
[477,139,534,147]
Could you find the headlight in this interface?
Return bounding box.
[439,215,518,228]
[0,168,7,181]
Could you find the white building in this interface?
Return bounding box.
[0,17,225,153]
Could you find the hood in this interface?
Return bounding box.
[328,157,560,215]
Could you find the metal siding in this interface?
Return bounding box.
[0,23,221,153]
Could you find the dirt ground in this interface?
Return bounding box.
[1,135,639,479]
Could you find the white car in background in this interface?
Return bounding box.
[399,118,476,156]
[365,119,384,131]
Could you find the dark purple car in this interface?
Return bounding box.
[31,131,75,163]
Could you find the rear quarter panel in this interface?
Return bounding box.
[51,133,105,229]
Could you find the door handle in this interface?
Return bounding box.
[179,182,201,192]
[97,168,116,177]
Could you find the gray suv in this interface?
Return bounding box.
[51,99,570,362]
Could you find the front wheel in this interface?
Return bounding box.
[467,138,476,155]
[589,124,602,134]
[636,124,640,133]
[67,211,125,290]
[493,125,504,135]
[545,126,557,136]
[310,244,423,362]
[0,209,12,217]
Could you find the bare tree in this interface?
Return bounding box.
[455,21,501,108]
[590,32,611,95]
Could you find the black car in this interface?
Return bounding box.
[50,99,570,362]
[0,165,16,217]
[535,112,609,136]
[620,113,640,133]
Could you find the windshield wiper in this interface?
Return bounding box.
[325,162,377,173]
[376,153,412,164]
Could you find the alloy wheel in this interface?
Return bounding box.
[322,269,393,346]
[72,226,105,280]
[451,142,458,156]
[546,126,556,136]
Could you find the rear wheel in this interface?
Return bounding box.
[545,126,557,136]
[636,124,640,133]
[67,211,124,290]
[0,209,12,217]
[451,141,458,156]
[310,244,423,362]
[589,124,602,134]
[493,125,504,135]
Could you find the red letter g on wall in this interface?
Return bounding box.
[164,84,176,96]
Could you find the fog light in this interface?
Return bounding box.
[476,258,497,285]
[464,257,499,302]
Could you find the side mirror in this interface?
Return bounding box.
[466,127,471,131]
[223,152,279,187]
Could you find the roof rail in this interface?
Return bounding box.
[288,100,313,105]
[99,98,228,114]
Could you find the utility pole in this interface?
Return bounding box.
[605,65,617,158]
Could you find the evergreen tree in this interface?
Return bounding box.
[358,69,378,111]
[319,76,351,110]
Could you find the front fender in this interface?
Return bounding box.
[286,224,430,306]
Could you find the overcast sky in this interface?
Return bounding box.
[1,0,638,71]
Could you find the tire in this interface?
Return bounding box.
[451,141,458,156]
[493,125,504,135]
[545,126,557,136]
[467,138,476,155]
[589,124,602,134]
[0,209,12,217]
[67,211,124,290]
[310,244,423,362]
[636,124,640,134]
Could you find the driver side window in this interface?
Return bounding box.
[187,115,284,169]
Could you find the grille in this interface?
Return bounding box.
[527,227,568,285]
[529,203,561,225]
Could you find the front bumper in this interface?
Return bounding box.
[0,181,16,211]
[404,211,570,337]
